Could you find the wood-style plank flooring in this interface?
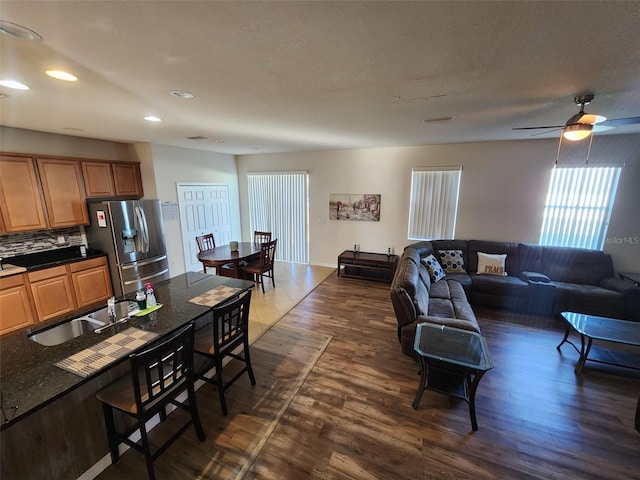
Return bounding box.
[97,270,640,479]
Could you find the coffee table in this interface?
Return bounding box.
[412,322,493,431]
[558,311,640,374]
[337,250,398,283]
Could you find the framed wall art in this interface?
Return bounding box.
[329,194,381,222]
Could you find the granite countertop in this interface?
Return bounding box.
[0,272,253,430]
[2,245,106,274]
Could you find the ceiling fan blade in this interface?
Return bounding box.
[530,128,563,137]
[512,125,565,131]
[599,116,640,126]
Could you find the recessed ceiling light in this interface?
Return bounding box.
[0,79,29,90]
[215,140,225,144]
[46,70,77,81]
[0,20,42,41]
[144,115,162,122]
[169,90,194,99]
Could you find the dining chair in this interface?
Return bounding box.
[96,323,205,480]
[253,231,272,244]
[195,233,217,274]
[243,239,277,293]
[193,290,256,416]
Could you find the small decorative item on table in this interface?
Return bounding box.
[230,241,239,252]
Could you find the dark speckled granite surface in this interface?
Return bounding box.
[0,272,253,430]
[5,245,106,272]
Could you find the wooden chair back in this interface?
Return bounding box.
[253,231,272,244]
[196,233,216,252]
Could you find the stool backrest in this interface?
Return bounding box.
[213,290,252,355]
[130,323,195,412]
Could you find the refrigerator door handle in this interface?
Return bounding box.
[134,205,150,253]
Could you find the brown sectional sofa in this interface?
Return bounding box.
[390,239,640,358]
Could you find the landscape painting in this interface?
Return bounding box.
[329,194,381,221]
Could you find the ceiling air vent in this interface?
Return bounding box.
[187,136,208,140]
[421,116,456,125]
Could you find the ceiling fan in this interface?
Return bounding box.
[513,94,640,141]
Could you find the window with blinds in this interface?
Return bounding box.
[407,167,462,240]
[247,171,309,264]
[539,166,621,250]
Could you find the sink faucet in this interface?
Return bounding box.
[107,297,116,323]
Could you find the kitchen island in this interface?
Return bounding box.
[0,272,253,479]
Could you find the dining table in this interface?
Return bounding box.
[197,241,262,278]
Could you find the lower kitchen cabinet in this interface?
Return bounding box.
[70,256,112,308]
[0,274,36,335]
[28,266,76,322]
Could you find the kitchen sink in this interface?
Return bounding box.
[28,301,139,346]
[28,318,107,346]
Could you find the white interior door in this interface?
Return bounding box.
[177,183,232,272]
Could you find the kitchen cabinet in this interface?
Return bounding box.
[36,157,89,228]
[81,161,115,197]
[0,274,36,335]
[70,256,112,308]
[112,162,143,197]
[28,265,76,322]
[0,155,48,232]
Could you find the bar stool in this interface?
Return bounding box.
[193,290,256,415]
[96,323,205,480]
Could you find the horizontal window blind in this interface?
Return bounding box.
[248,172,308,264]
[408,167,462,240]
[539,166,621,250]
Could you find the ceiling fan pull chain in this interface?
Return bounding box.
[555,134,564,166]
[585,134,594,165]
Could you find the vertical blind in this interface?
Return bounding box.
[408,167,462,240]
[248,171,309,264]
[539,166,621,250]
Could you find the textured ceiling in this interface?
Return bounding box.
[1,1,640,155]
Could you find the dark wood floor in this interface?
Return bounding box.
[98,271,640,479]
[249,273,640,480]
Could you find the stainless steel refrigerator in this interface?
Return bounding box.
[85,200,170,298]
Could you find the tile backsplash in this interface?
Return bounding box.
[0,228,85,259]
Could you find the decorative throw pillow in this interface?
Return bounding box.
[421,254,446,283]
[438,249,465,274]
[477,252,507,276]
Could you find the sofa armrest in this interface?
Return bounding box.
[416,315,481,334]
[519,271,552,284]
[601,277,640,294]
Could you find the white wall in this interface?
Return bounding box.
[237,134,640,272]
[140,144,241,277]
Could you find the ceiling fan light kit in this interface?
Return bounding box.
[563,123,592,141]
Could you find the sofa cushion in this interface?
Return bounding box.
[428,298,456,318]
[421,254,445,283]
[477,252,507,276]
[438,249,466,273]
[553,281,624,318]
[408,241,435,258]
[518,243,543,272]
[429,279,451,299]
[444,273,473,292]
[447,279,468,302]
[471,273,529,296]
[541,246,611,285]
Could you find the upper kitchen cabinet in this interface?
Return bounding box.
[36,157,89,228]
[81,160,143,199]
[0,155,48,232]
[112,162,143,197]
[81,161,115,197]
